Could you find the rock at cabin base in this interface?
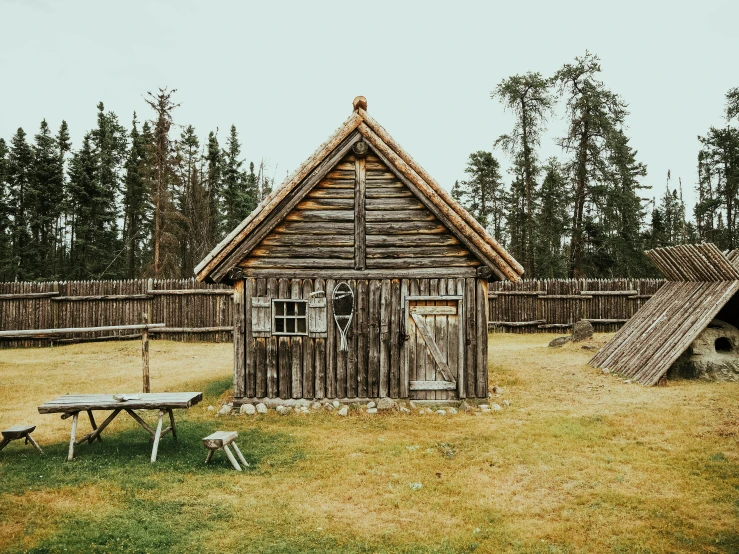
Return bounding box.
[337,406,349,417]
[311,402,322,411]
[377,397,397,411]
[572,320,594,342]
[218,405,232,416]
[459,401,472,412]
[549,336,571,348]
[367,408,378,414]
[399,407,411,414]
[332,400,341,409]
[240,404,256,415]
[256,403,268,414]
[367,401,376,409]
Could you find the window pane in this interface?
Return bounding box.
[297,318,306,333]
[275,302,284,316]
[275,318,284,333]
[297,303,306,316]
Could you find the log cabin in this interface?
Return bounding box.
[195,97,524,403]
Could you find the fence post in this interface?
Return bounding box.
[142,312,150,393]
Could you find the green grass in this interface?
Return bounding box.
[1,336,739,553]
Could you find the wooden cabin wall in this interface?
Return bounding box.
[242,153,481,272]
[234,277,488,401]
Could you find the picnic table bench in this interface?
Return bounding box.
[38,392,202,462]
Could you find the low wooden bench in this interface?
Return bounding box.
[0,425,43,455]
[202,431,248,471]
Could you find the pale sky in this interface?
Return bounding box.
[2,0,737,213]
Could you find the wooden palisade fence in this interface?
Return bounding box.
[0,278,233,348]
[488,278,665,333]
[1,278,667,347]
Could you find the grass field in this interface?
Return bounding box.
[0,334,738,553]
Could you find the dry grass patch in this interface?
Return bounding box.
[0,334,738,553]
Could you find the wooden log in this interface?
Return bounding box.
[355,156,366,270]
[580,290,638,296]
[379,279,391,397]
[357,280,368,398]
[141,313,150,394]
[488,320,546,327]
[52,294,153,301]
[148,326,235,333]
[0,292,60,300]
[487,291,547,296]
[302,279,314,399]
[234,280,246,398]
[240,268,477,279]
[409,380,456,391]
[0,323,165,337]
[583,318,628,323]
[266,278,278,398]
[476,279,488,398]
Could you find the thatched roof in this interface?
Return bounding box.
[590,243,739,385]
[195,97,524,284]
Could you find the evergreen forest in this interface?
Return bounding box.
[1,54,737,282]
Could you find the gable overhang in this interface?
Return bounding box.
[195,102,524,284]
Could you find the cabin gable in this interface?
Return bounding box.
[240,150,480,273]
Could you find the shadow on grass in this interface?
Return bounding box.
[0,418,300,494]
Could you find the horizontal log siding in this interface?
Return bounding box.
[239,276,486,400]
[488,278,664,334]
[241,155,356,270]
[364,154,479,269]
[0,279,232,348]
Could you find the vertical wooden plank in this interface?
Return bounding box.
[419,280,431,400]
[314,278,326,398]
[408,279,419,400]
[302,279,314,399]
[233,280,246,398]
[267,278,279,398]
[476,279,489,398]
[389,279,401,398]
[354,157,366,270]
[291,279,302,399]
[141,312,150,393]
[465,278,476,398]
[400,279,409,398]
[368,280,381,398]
[326,279,336,398]
[357,280,369,398]
[255,278,268,397]
[456,278,466,399]
[379,279,391,397]
[245,279,257,397]
[346,280,357,399]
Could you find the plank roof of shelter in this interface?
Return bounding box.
[589,243,739,385]
[194,96,524,283]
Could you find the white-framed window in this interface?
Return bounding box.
[271,299,308,336]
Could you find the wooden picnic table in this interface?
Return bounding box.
[38,392,203,462]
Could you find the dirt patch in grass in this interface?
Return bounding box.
[0,334,738,553]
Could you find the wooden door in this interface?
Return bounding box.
[405,295,464,400]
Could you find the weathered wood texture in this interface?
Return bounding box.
[236,276,487,400]
[488,278,665,334]
[240,153,480,272]
[591,244,739,385]
[0,279,233,348]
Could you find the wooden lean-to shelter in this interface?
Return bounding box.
[590,243,739,385]
[195,96,523,402]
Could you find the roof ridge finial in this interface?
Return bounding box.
[353,96,367,111]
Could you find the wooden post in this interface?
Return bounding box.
[142,312,150,393]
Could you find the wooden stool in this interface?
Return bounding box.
[0,425,43,455]
[202,431,248,471]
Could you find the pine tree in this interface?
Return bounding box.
[204,131,223,246]
[176,124,204,276]
[552,52,628,277]
[122,113,152,278]
[0,138,11,280]
[222,125,256,231]
[535,159,570,277]
[29,119,65,278]
[67,133,98,278]
[56,121,71,275]
[90,102,128,278]
[454,151,505,242]
[493,72,553,275]
[145,88,181,277]
[7,128,34,280]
